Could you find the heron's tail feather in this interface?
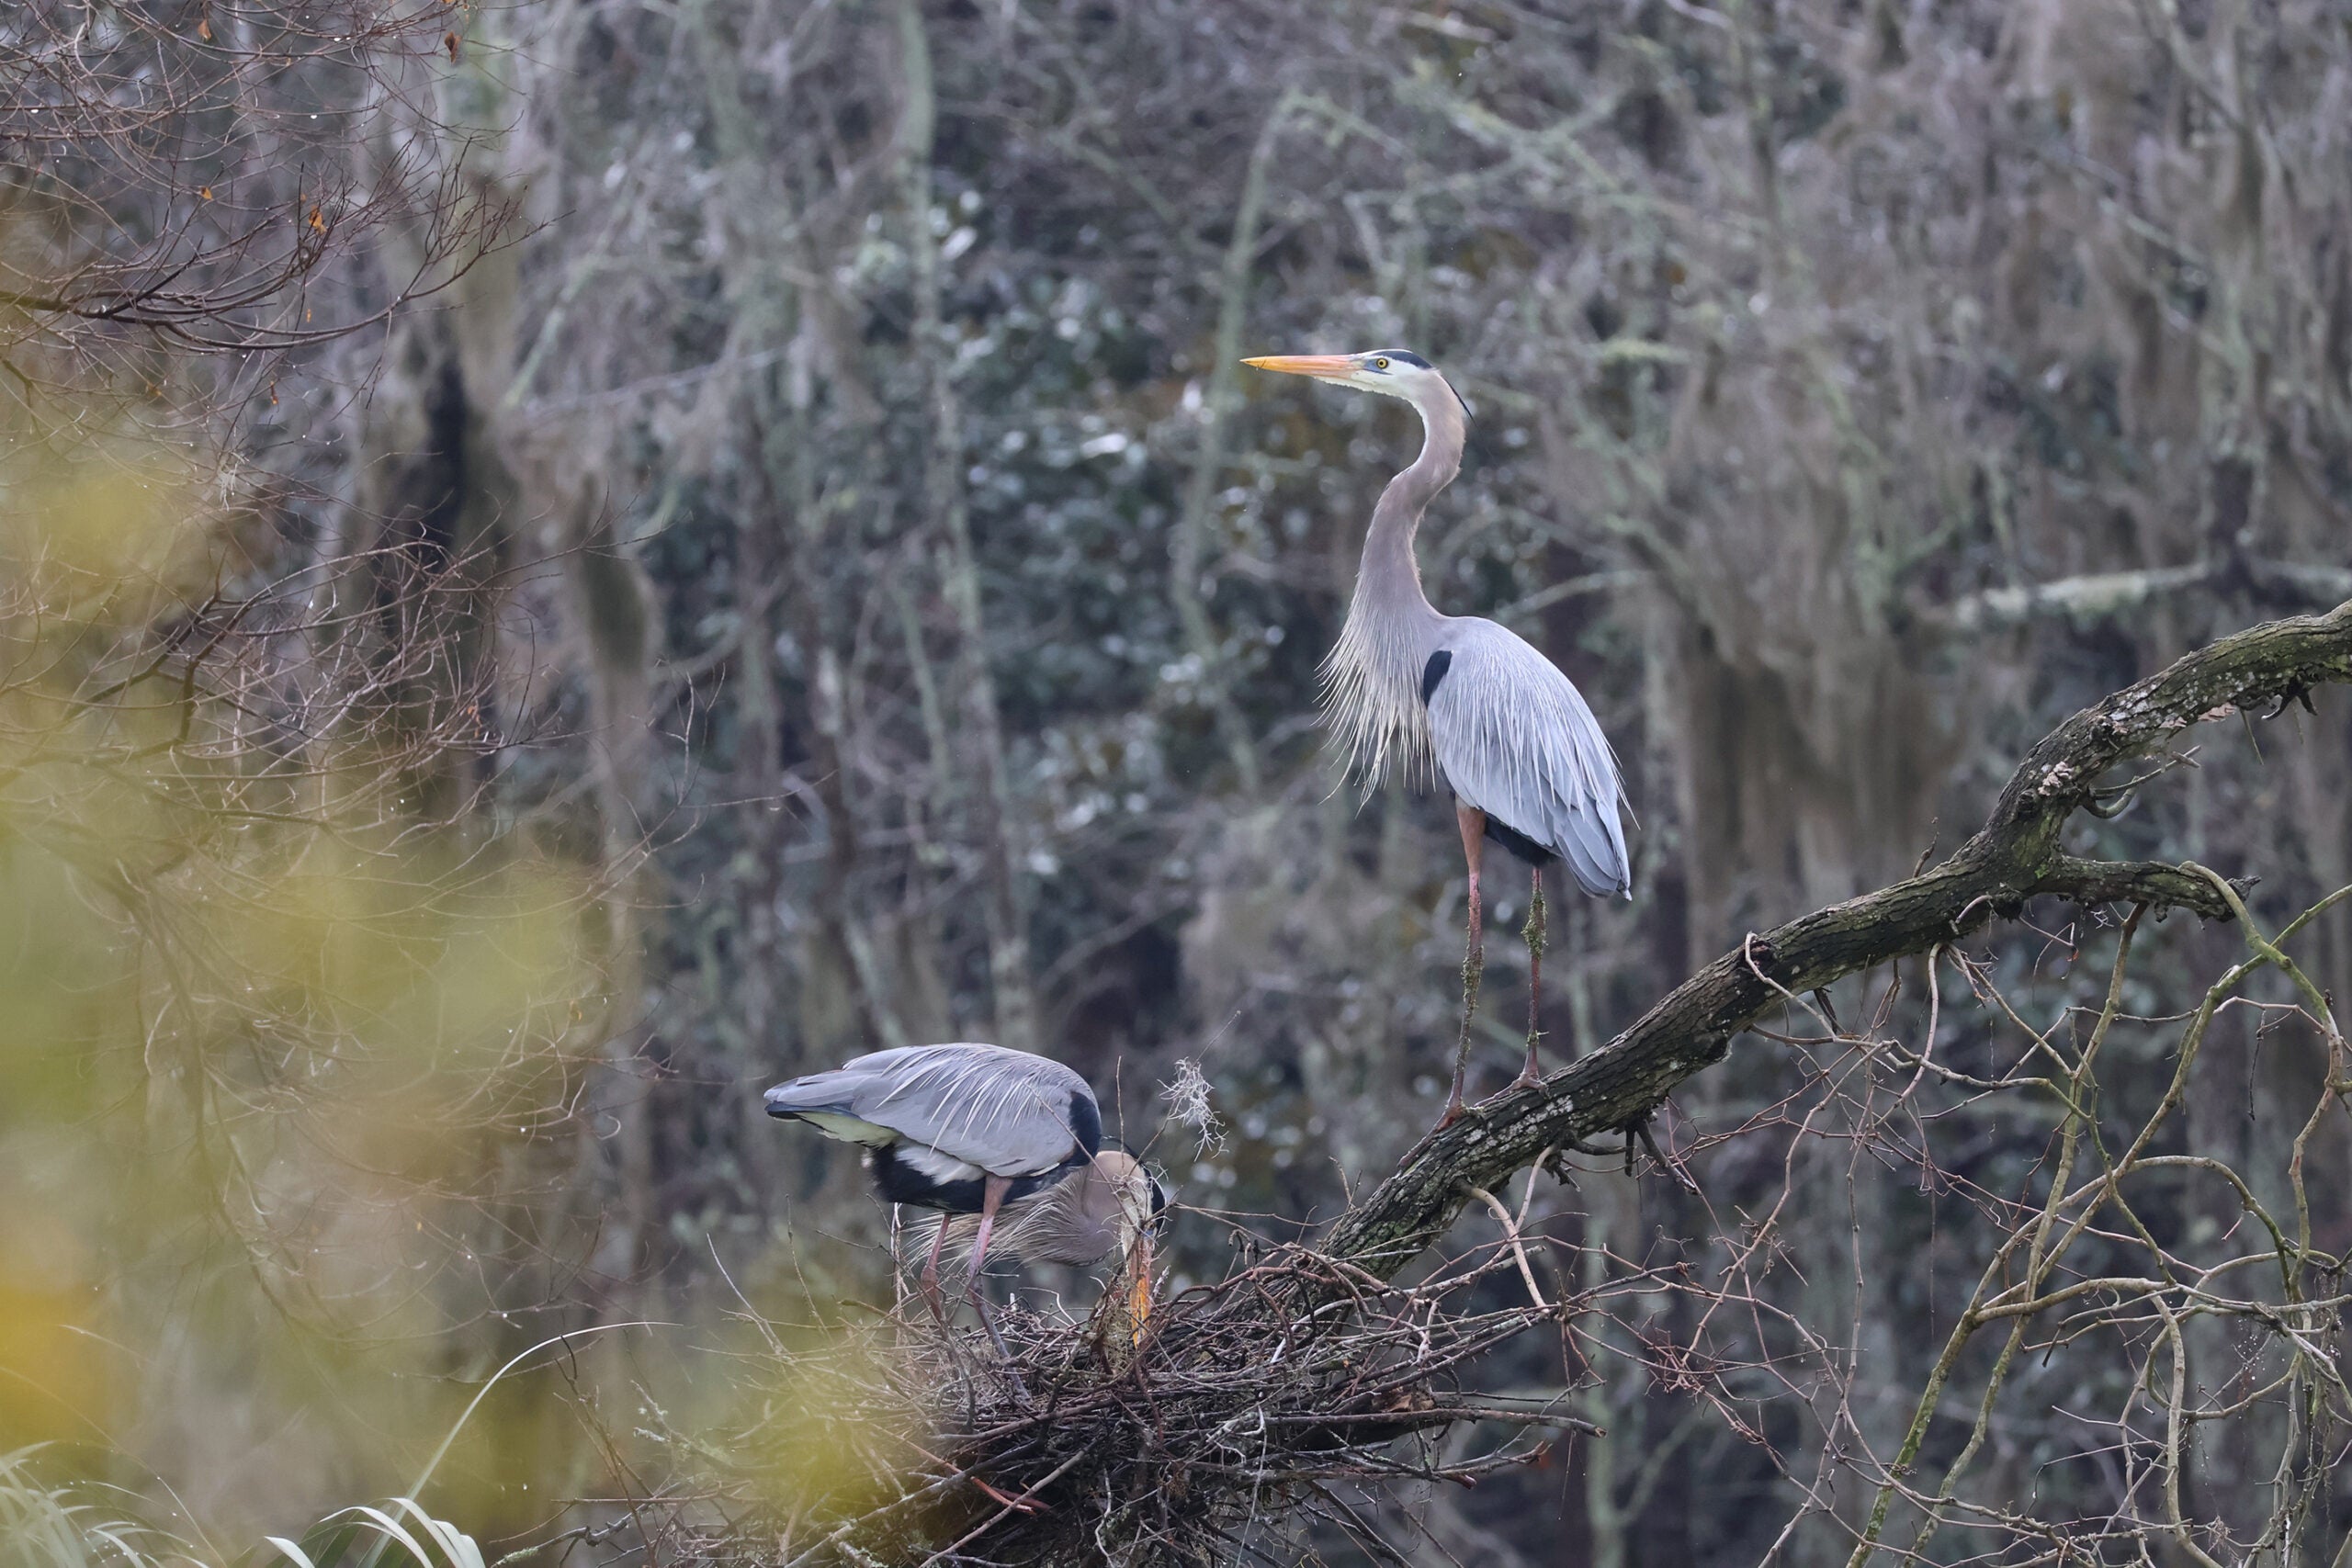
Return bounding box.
[763,1070,899,1145]
[1553,800,1632,899]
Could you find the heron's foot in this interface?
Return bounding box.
[969,1476,1047,1516]
[1442,1048,1478,1125]
[968,1287,1033,1404]
[1442,1006,1484,1123]
[976,1304,1012,1361]
[929,1284,980,1425]
[1500,1023,1544,1093]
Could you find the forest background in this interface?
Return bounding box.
[4,0,2351,1563]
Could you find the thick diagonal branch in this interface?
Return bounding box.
[1326,599,2352,1277]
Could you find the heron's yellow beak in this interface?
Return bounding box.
[1125,1235,1154,1345]
[1241,354,1357,380]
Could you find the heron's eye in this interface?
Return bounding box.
[1372,356,1390,370]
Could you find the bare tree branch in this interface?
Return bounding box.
[1936,559,2352,632]
[1326,597,2352,1277]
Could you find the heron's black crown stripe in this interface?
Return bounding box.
[1377,349,1432,368]
[1419,649,1453,705]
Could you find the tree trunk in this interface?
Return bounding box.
[896,0,1036,1053]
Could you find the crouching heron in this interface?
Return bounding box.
[1243,349,1633,1124]
[763,1043,1164,1344]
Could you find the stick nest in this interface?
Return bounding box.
[671,1244,1574,1567]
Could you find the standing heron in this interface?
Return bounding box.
[763,1043,1162,1337]
[1243,349,1631,1122]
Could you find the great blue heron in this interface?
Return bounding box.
[762,1043,1162,1335]
[1243,349,1631,1122]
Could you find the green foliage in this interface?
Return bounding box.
[254,1501,484,1568]
[0,1450,184,1568]
[0,1450,488,1568]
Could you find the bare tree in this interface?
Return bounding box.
[2,0,503,367]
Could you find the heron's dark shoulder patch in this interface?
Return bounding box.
[1066,1088,1102,1161]
[1419,649,1453,706]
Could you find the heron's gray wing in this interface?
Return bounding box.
[766,1043,1089,1177]
[1426,617,1631,897]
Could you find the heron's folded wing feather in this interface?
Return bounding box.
[806,1043,1090,1178]
[1427,618,1631,897]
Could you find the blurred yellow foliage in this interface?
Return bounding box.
[0,1213,107,1451]
[0,422,209,619]
[739,1332,916,1528]
[0,383,613,1527]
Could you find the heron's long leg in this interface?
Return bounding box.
[1512,866,1547,1089]
[918,1208,951,1327]
[1441,805,1488,1126]
[914,1210,984,1415]
[966,1176,1027,1394]
[890,1202,906,1314]
[967,1176,1009,1283]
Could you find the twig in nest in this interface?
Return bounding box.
[702,1235,1592,1567]
[918,1450,1084,1565]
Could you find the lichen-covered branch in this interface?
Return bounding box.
[1325,597,2352,1278]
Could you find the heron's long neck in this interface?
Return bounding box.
[1322,394,1461,781]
